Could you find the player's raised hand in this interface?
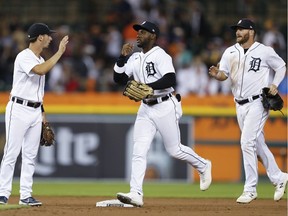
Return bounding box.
[208,64,227,81]
[208,65,219,78]
[121,43,134,56]
[58,35,69,55]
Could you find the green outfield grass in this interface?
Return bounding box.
[8,181,284,199]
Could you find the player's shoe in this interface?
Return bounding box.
[199,160,212,191]
[274,173,288,201]
[0,196,8,205]
[116,191,143,207]
[236,192,257,204]
[19,197,42,206]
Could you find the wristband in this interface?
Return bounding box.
[116,55,127,67]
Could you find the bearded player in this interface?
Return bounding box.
[209,18,287,204]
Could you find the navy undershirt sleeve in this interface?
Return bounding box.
[147,73,176,90]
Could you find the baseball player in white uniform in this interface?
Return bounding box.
[209,18,287,204]
[0,23,68,206]
[113,21,212,207]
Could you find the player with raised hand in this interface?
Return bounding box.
[0,23,68,206]
[113,21,212,207]
[209,18,287,204]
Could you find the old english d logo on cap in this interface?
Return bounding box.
[133,21,160,37]
[230,18,255,30]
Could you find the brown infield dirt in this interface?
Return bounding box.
[1,196,287,216]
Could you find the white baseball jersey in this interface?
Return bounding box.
[0,48,44,200]
[123,46,175,98]
[114,45,210,195]
[219,41,287,193]
[219,42,286,99]
[10,48,45,102]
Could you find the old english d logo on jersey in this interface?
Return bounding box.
[146,62,156,77]
[249,57,261,72]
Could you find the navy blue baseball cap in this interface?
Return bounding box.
[133,21,160,38]
[230,18,256,31]
[27,23,56,40]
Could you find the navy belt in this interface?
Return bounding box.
[12,97,41,108]
[143,94,172,106]
[235,95,260,105]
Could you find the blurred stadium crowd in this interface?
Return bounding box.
[0,0,287,96]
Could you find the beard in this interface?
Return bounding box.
[236,32,249,45]
[136,38,149,48]
[137,42,143,48]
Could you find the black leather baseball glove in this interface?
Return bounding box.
[261,87,284,111]
[40,122,55,146]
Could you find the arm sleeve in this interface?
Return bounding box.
[218,49,231,78]
[147,73,176,90]
[17,52,42,77]
[113,54,131,85]
[267,47,287,87]
[113,72,129,85]
[272,65,286,87]
[114,54,129,74]
[116,55,129,67]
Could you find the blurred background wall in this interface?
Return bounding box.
[0,0,287,182]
